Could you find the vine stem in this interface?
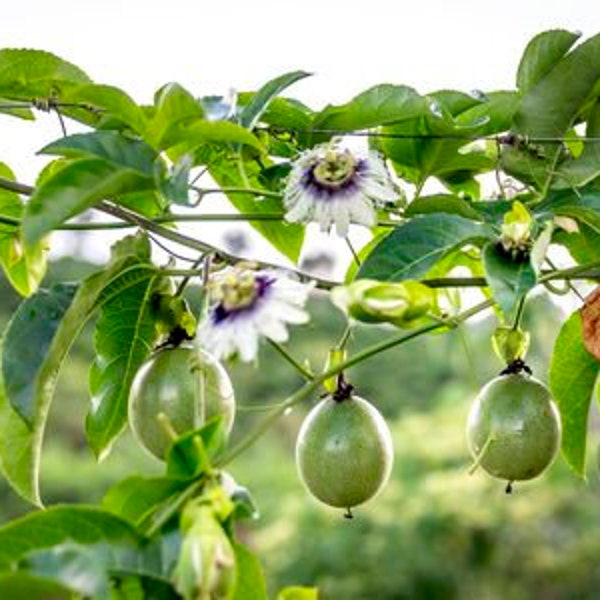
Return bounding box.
[216,298,494,467]
[267,340,314,380]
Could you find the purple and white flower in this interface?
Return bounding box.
[197,265,312,362]
[283,142,399,237]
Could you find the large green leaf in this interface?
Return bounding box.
[0,234,153,505]
[0,573,71,600]
[64,83,148,134]
[40,131,157,177]
[455,91,520,135]
[0,163,47,296]
[232,543,268,600]
[312,84,427,132]
[23,158,155,246]
[405,194,483,220]
[208,157,304,262]
[549,311,599,477]
[554,223,600,263]
[481,243,537,317]
[513,33,600,148]
[543,187,600,232]
[356,215,487,281]
[0,49,91,99]
[240,70,311,130]
[517,29,581,93]
[87,265,160,459]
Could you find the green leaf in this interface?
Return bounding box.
[208,157,304,262]
[240,70,311,130]
[103,476,187,526]
[481,243,537,317]
[549,311,599,476]
[455,91,520,135]
[166,417,227,480]
[516,29,581,93]
[405,194,483,220]
[165,120,265,160]
[428,89,484,116]
[357,215,487,281]
[0,49,91,99]
[0,163,47,296]
[513,33,600,152]
[0,572,71,599]
[147,83,204,149]
[543,187,600,232]
[2,283,78,423]
[553,100,600,188]
[278,587,319,600]
[87,267,160,459]
[232,543,268,600]
[64,83,148,134]
[554,223,600,263]
[23,158,155,246]
[0,235,153,504]
[312,84,427,132]
[40,131,157,177]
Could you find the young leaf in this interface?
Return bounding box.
[87,268,160,459]
[312,84,427,132]
[0,49,91,99]
[516,29,581,93]
[482,243,537,317]
[23,158,155,246]
[357,214,487,281]
[0,163,47,296]
[240,70,311,130]
[549,311,599,477]
[232,543,268,600]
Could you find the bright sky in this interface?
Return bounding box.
[1,0,598,272]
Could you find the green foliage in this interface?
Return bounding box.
[549,311,599,476]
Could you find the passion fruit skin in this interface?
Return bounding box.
[295,395,394,509]
[129,345,235,460]
[467,373,561,482]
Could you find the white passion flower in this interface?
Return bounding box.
[197,265,312,362]
[283,142,399,237]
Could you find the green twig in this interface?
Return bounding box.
[267,339,314,381]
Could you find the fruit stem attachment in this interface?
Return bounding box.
[505,480,514,494]
[157,412,179,442]
[332,373,354,402]
[499,359,532,376]
[344,507,354,520]
[468,435,495,475]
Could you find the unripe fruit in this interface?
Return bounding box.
[129,345,235,460]
[295,395,394,510]
[467,373,561,483]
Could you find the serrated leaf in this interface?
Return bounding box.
[40,131,157,177]
[64,83,147,134]
[357,215,487,281]
[312,84,427,132]
[0,163,47,296]
[23,158,155,246]
[516,29,581,93]
[232,543,268,600]
[87,268,160,459]
[549,311,599,476]
[481,242,537,317]
[0,49,91,99]
[208,157,304,262]
[240,70,311,130]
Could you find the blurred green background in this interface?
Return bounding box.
[1,258,599,600]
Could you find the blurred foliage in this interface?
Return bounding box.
[0,259,599,599]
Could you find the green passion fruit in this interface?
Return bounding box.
[295,394,394,511]
[466,372,561,485]
[129,345,235,460]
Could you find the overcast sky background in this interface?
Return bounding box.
[1,0,598,274]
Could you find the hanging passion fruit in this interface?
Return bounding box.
[466,372,561,486]
[128,345,235,460]
[295,394,394,511]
